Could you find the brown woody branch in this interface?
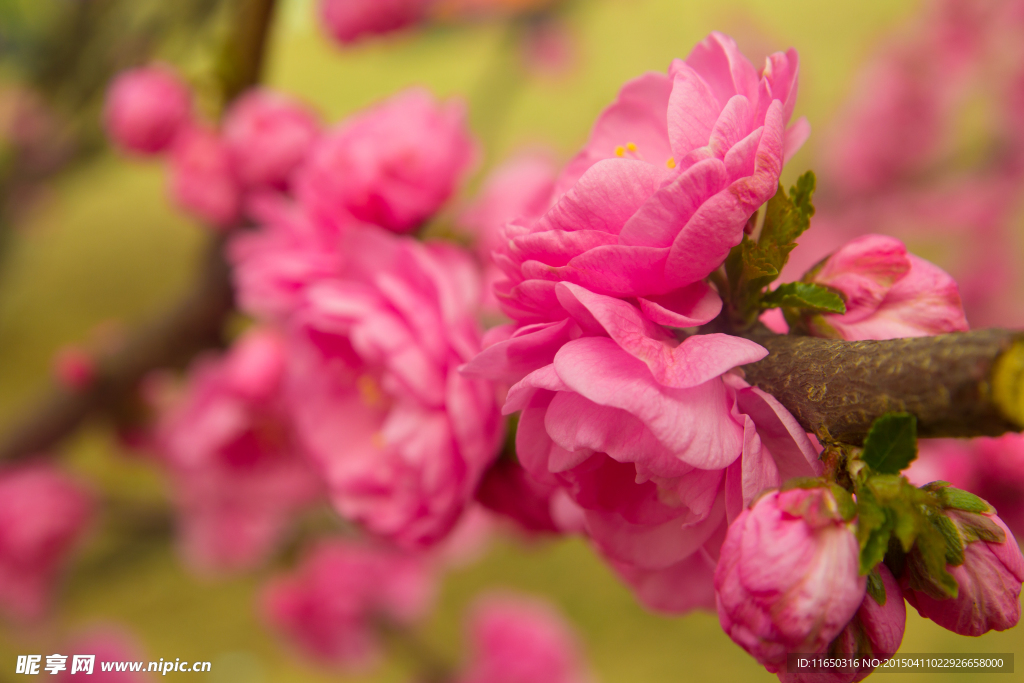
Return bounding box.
[741,328,1024,445]
[0,0,279,463]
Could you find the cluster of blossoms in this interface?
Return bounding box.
[12,11,1017,682]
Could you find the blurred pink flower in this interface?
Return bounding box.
[262,539,435,668]
[52,345,95,392]
[56,625,152,682]
[475,459,565,534]
[715,487,865,674]
[168,124,242,228]
[464,283,820,612]
[493,31,807,322]
[152,328,319,574]
[780,565,906,683]
[296,88,476,233]
[803,234,968,340]
[104,65,192,156]
[319,0,430,45]
[223,89,321,191]
[903,509,1024,636]
[0,465,93,621]
[458,594,590,683]
[270,227,503,548]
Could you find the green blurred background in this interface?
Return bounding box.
[0,0,1022,681]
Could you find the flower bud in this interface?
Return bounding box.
[319,0,429,46]
[168,124,241,229]
[714,487,865,674]
[903,507,1024,636]
[223,89,320,191]
[104,65,192,155]
[802,234,968,340]
[780,565,906,683]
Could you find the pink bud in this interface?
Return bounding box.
[223,89,320,191]
[52,345,95,391]
[903,510,1024,636]
[780,564,906,683]
[104,65,192,155]
[714,487,866,674]
[169,124,241,229]
[319,0,429,45]
[805,234,968,340]
[459,594,590,683]
[295,88,476,233]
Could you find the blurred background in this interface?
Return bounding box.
[0,0,1022,681]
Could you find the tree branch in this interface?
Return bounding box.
[0,0,279,464]
[741,328,1024,445]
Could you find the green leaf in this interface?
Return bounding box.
[932,512,965,566]
[760,171,816,249]
[951,510,1006,544]
[907,522,959,600]
[939,486,995,514]
[761,282,846,314]
[861,413,918,474]
[866,568,887,606]
[856,492,892,574]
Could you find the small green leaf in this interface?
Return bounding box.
[951,510,1006,544]
[907,523,959,600]
[828,483,857,522]
[861,413,918,474]
[856,492,892,574]
[761,282,847,314]
[932,513,965,566]
[866,568,887,606]
[939,486,995,514]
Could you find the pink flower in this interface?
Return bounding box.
[265,227,503,548]
[152,328,319,573]
[780,565,906,683]
[458,594,590,683]
[223,89,321,191]
[56,625,151,682]
[464,283,820,612]
[296,88,476,233]
[53,345,95,391]
[262,539,435,668]
[168,124,241,228]
[714,487,865,674]
[0,465,93,621]
[319,0,429,46]
[104,65,192,155]
[802,234,968,340]
[493,32,807,322]
[903,509,1024,636]
[475,460,565,534]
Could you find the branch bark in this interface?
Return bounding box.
[741,328,1024,445]
[0,0,279,463]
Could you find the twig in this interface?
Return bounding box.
[0,0,279,464]
[741,328,1024,444]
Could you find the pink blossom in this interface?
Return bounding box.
[104,65,192,155]
[56,625,151,682]
[464,283,820,612]
[262,539,435,668]
[168,124,241,228]
[152,328,319,573]
[458,594,590,683]
[475,459,564,534]
[0,465,93,621]
[903,510,1024,636]
[319,0,429,46]
[493,32,808,322]
[714,487,865,674]
[296,88,476,233]
[802,234,968,340]
[223,89,320,191]
[262,227,502,548]
[52,345,95,391]
[780,565,906,683]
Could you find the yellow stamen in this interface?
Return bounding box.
[357,374,384,407]
[614,145,625,157]
[626,142,637,152]
[666,157,677,169]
